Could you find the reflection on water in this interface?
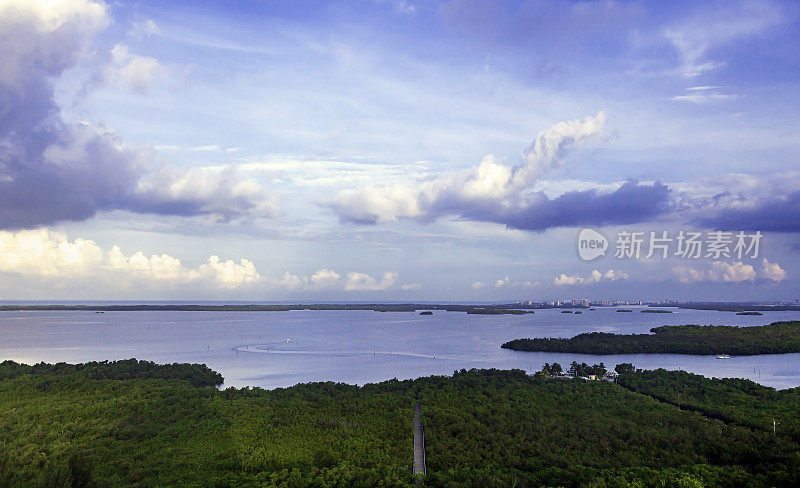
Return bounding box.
[1,307,799,389]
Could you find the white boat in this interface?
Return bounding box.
[716,354,731,359]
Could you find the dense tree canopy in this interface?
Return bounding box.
[502,321,800,355]
[1,361,799,487]
[0,359,222,387]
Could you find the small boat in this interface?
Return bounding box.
[716,354,731,359]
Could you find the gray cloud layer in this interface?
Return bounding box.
[693,190,800,233]
[471,181,672,232]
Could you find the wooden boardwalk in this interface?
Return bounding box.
[413,402,426,475]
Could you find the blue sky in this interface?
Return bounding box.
[0,0,798,301]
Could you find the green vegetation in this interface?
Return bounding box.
[737,311,764,316]
[2,361,800,487]
[677,303,800,312]
[0,359,222,387]
[502,321,800,355]
[617,369,800,442]
[538,362,564,376]
[465,309,533,315]
[614,363,636,375]
[641,309,673,313]
[616,309,633,312]
[536,362,610,379]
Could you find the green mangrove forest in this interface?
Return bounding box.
[502,321,800,355]
[2,360,800,486]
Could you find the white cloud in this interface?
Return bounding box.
[193,145,222,152]
[554,273,584,286]
[278,271,304,290]
[671,87,741,104]
[471,281,485,290]
[330,112,606,224]
[132,165,279,222]
[679,260,789,284]
[663,1,782,77]
[554,269,628,286]
[673,261,758,283]
[105,44,164,93]
[492,277,539,288]
[345,271,397,291]
[0,0,109,90]
[0,229,103,276]
[198,255,260,288]
[0,229,260,289]
[401,282,422,290]
[760,258,787,282]
[278,269,397,291]
[129,19,160,37]
[310,268,342,289]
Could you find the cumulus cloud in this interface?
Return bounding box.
[400,282,422,290]
[0,0,274,230]
[332,112,606,223]
[494,276,510,288]
[673,261,756,283]
[492,276,538,288]
[760,258,787,282]
[554,269,628,286]
[278,269,398,291]
[673,259,787,283]
[471,281,485,290]
[345,271,398,291]
[0,229,260,288]
[329,113,672,231]
[130,165,279,222]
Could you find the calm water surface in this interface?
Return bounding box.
[1,307,799,389]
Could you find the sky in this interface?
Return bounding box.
[0,0,798,301]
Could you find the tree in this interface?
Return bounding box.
[594,363,607,377]
[551,363,563,375]
[568,361,580,377]
[615,363,636,375]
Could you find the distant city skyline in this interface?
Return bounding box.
[0,0,798,301]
